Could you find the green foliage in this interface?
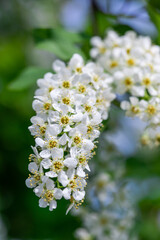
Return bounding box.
[34,28,86,60]
[147,4,160,43]
[36,39,85,60]
[147,0,160,12]
[8,67,50,91]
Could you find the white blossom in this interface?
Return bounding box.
[26,54,115,212]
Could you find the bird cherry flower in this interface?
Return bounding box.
[26,53,115,213]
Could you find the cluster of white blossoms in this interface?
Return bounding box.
[140,126,160,147]
[90,30,160,146]
[73,135,137,240]
[75,180,137,240]
[27,29,160,214]
[26,54,115,212]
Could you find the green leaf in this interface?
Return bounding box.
[8,67,49,91]
[32,28,53,43]
[36,40,68,59]
[33,27,86,61]
[147,4,160,43]
[52,28,83,43]
[33,27,83,44]
[36,40,85,61]
[147,0,160,12]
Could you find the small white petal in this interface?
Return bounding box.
[28,162,38,173]
[46,124,62,136]
[58,171,69,187]
[120,101,130,110]
[25,178,36,188]
[63,188,71,200]
[73,190,85,201]
[82,139,94,151]
[49,200,57,211]
[51,148,63,159]
[85,164,90,171]
[41,159,52,169]
[46,179,55,190]
[77,166,86,177]
[40,150,51,158]
[64,158,77,168]
[69,54,84,70]
[54,188,63,199]
[59,133,68,145]
[39,198,48,208]
[52,60,66,72]
[46,171,57,178]
[34,184,44,197]
[35,137,45,148]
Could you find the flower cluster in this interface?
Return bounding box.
[75,179,136,240]
[26,54,115,212]
[73,134,137,240]
[140,126,160,147]
[91,30,160,96]
[91,30,160,146]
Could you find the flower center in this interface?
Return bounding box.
[44,102,51,110]
[39,126,46,135]
[69,179,77,189]
[76,67,82,73]
[78,85,86,93]
[147,105,156,115]
[126,48,131,54]
[96,98,103,104]
[87,125,93,134]
[142,78,151,86]
[48,87,54,92]
[62,81,70,88]
[34,173,41,182]
[110,61,118,68]
[85,105,92,112]
[45,191,54,202]
[48,140,58,148]
[131,106,140,114]
[93,75,99,82]
[127,58,135,66]
[53,161,63,171]
[73,136,81,145]
[99,47,106,54]
[62,97,70,105]
[79,156,86,164]
[60,116,70,125]
[124,77,133,87]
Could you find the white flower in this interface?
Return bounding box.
[39,187,62,211]
[121,97,141,118]
[26,53,114,212]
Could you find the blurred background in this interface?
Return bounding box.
[1,0,160,239]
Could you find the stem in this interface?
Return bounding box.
[91,0,99,35]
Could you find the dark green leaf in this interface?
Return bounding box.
[8,67,50,91]
[52,28,83,43]
[33,27,83,44]
[147,4,160,43]
[36,40,86,61]
[32,28,53,43]
[147,0,160,12]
